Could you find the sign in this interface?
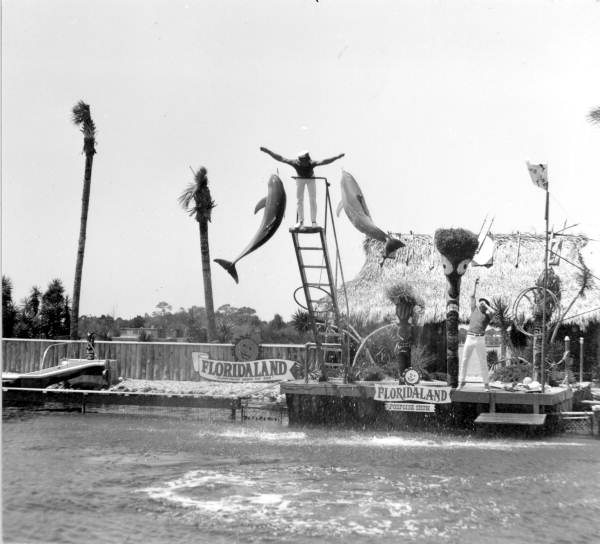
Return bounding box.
[385,403,436,413]
[373,384,452,404]
[192,353,296,383]
[402,367,421,386]
[234,338,259,361]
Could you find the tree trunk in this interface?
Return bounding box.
[396,320,411,379]
[70,153,94,339]
[199,219,217,341]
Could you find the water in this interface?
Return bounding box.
[3,408,600,544]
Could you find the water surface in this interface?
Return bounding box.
[3,408,600,543]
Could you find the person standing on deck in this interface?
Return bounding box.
[260,147,345,229]
[458,278,496,389]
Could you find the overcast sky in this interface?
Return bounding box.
[2,0,600,321]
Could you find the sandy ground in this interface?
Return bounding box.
[109,378,285,403]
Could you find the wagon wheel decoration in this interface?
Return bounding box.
[511,286,561,338]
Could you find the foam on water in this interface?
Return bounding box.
[140,464,522,540]
[204,428,585,450]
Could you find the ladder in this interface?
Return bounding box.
[291,225,343,379]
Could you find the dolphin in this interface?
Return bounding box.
[336,170,404,265]
[214,174,286,283]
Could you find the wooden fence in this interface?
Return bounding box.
[1,338,308,382]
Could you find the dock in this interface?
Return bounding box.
[281,380,578,432]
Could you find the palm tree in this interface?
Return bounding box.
[178,167,217,341]
[588,107,600,125]
[70,101,96,339]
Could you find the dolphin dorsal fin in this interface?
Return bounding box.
[254,197,267,214]
[336,201,344,217]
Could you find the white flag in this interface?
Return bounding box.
[526,161,548,190]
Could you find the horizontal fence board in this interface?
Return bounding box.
[2,338,308,381]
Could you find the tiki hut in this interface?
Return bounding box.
[341,232,600,328]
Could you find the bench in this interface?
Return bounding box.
[475,413,547,426]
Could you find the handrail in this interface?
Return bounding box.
[40,341,86,370]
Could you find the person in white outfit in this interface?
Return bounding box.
[260,147,345,229]
[458,280,495,389]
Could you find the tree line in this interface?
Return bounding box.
[2,275,311,345]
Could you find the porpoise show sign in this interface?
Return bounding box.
[373,384,452,404]
[192,353,296,383]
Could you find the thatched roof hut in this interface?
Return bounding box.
[341,232,600,327]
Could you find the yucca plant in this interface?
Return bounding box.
[70,101,96,339]
[491,296,513,363]
[179,167,217,341]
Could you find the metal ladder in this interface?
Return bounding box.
[290,225,343,379]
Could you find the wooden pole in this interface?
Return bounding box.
[541,189,549,391]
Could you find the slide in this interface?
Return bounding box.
[2,359,109,389]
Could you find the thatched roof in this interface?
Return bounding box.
[340,232,600,327]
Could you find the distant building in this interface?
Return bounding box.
[118,327,189,342]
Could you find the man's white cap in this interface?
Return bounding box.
[297,150,310,158]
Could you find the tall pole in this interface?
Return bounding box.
[580,336,584,385]
[541,189,549,391]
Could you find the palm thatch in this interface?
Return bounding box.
[341,232,599,327]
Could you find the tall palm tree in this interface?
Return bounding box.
[70,100,96,339]
[178,167,217,341]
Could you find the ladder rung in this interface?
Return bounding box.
[303,265,327,269]
[298,246,322,251]
[306,283,331,288]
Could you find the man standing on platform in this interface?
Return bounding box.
[458,278,496,389]
[260,147,345,229]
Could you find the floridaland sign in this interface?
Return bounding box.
[192,353,296,383]
[374,384,452,412]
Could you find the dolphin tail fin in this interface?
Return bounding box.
[254,197,267,214]
[382,236,405,263]
[336,201,344,217]
[214,259,239,283]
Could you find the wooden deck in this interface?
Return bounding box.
[280,380,573,409]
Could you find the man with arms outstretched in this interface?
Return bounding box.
[260,147,345,229]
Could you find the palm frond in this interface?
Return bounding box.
[72,101,96,135]
[178,182,197,210]
[588,107,600,126]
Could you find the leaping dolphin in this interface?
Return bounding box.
[214,174,286,283]
[337,170,404,265]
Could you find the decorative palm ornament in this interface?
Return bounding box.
[434,228,479,387]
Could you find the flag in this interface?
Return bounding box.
[526,161,548,190]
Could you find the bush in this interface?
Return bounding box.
[491,359,532,383]
[360,366,386,381]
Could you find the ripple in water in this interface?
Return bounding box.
[141,465,514,540]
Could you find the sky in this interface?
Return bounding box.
[2,0,600,322]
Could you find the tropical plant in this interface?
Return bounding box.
[178,166,217,341]
[70,100,97,339]
[549,256,593,345]
[490,296,513,362]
